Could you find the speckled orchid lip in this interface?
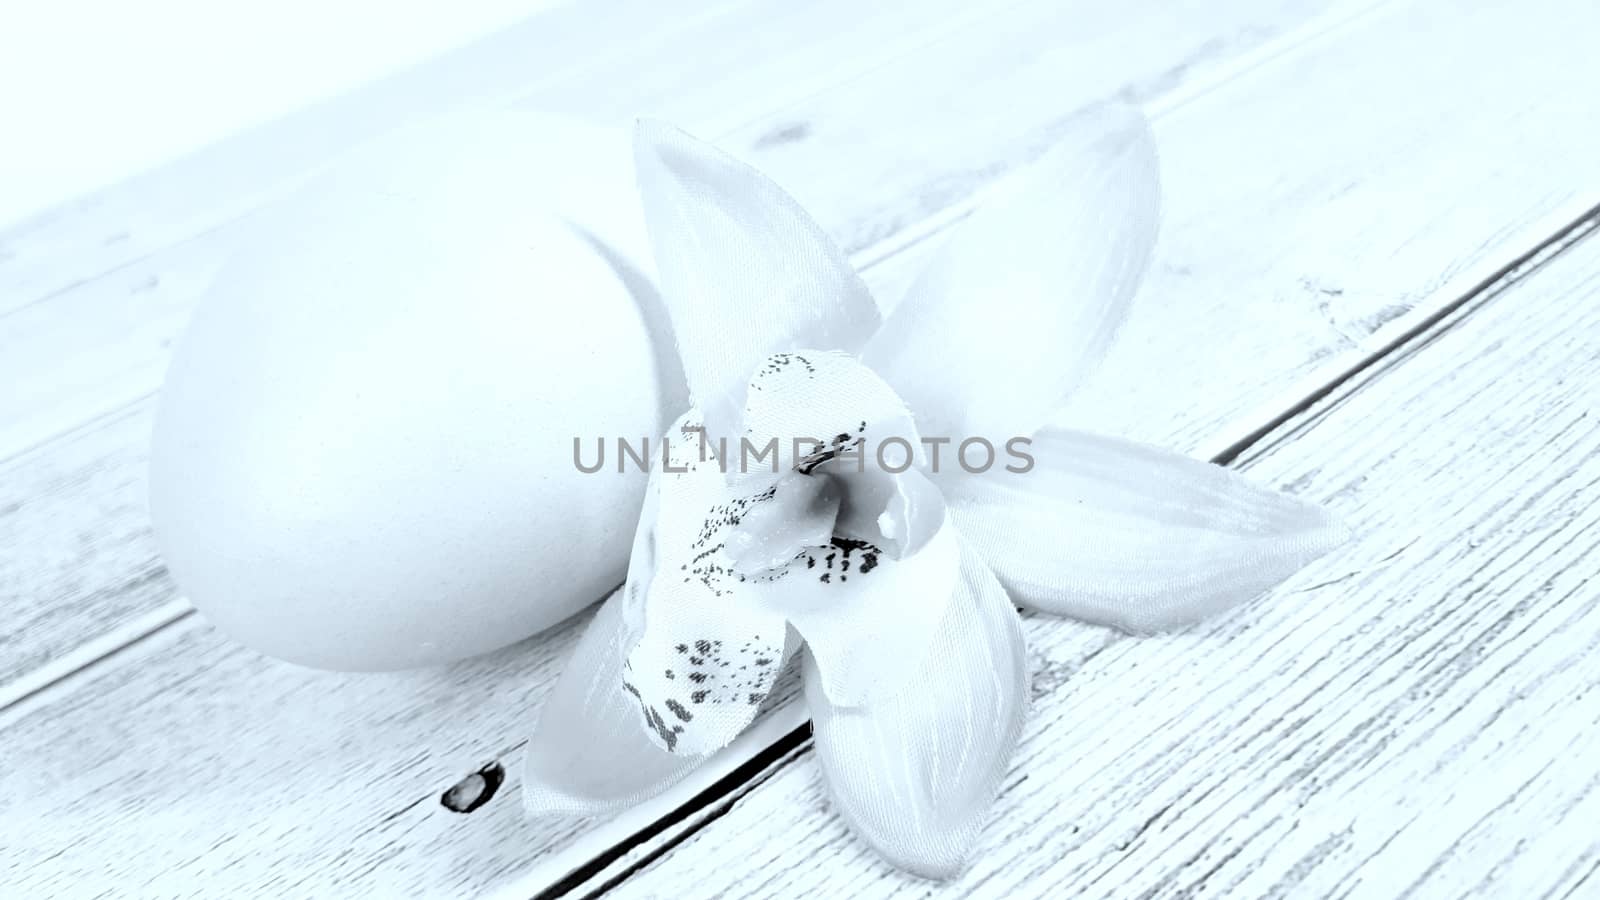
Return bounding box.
[522,108,1350,879]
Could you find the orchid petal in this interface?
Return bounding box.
[761,520,960,708]
[523,588,703,817]
[862,104,1160,443]
[805,542,1029,879]
[948,427,1351,632]
[623,415,791,755]
[634,121,881,441]
[730,350,920,484]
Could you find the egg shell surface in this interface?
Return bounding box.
[149,111,682,670]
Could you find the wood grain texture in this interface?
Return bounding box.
[4,0,1598,897]
[0,0,1349,693]
[598,212,1600,900]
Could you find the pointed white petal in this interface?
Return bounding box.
[523,588,704,818]
[862,104,1160,442]
[949,427,1351,632]
[806,543,1029,879]
[634,121,881,437]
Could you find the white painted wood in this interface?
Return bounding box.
[0,0,999,316]
[0,0,1349,456]
[0,0,1351,693]
[3,0,1598,896]
[0,0,572,228]
[0,618,814,899]
[0,405,178,690]
[599,215,1600,900]
[0,1,1369,896]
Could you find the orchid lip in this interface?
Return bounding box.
[723,468,843,574]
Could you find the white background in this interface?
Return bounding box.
[0,0,565,229]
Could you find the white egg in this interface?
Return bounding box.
[150,111,684,670]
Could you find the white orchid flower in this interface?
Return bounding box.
[523,108,1349,878]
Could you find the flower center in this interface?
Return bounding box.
[723,458,945,579]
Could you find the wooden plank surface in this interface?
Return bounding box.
[0,0,984,447]
[0,0,979,315]
[598,211,1600,900]
[4,0,1598,896]
[0,0,1347,698]
[0,2,1370,897]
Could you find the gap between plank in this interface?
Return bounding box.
[1214,201,1600,468]
[0,603,195,718]
[559,200,1600,900]
[555,729,814,900]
